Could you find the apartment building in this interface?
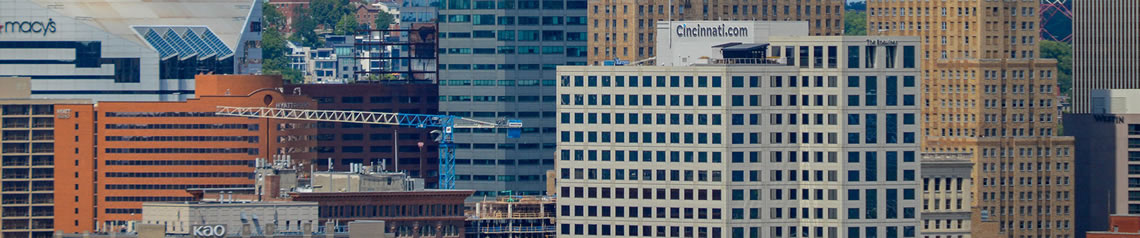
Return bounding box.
[0,78,89,238]
[438,0,588,198]
[53,75,317,234]
[587,0,845,65]
[921,152,974,238]
[556,21,922,237]
[867,0,1076,237]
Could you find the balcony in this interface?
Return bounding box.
[30,208,51,217]
[30,144,51,154]
[3,156,28,166]
[29,156,50,166]
[29,195,50,205]
[2,131,28,141]
[3,220,29,230]
[30,131,51,141]
[2,118,29,129]
[30,118,52,129]
[1,144,28,154]
[2,186,27,192]
[3,207,28,217]
[2,106,29,116]
[30,105,52,116]
[30,219,51,229]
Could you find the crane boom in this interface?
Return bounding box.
[216,106,519,189]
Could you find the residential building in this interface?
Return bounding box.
[586,0,845,65]
[438,0,588,198]
[1070,1,1140,113]
[1065,89,1140,237]
[0,77,89,238]
[267,0,311,34]
[52,75,317,234]
[0,0,262,102]
[921,152,974,238]
[556,21,922,237]
[1086,215,1140,238]
[465,196,556,238]
[867,1,1076,237]
[285,83,440,186]
[140,201,319,236]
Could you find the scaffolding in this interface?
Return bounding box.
[465,196,556,238]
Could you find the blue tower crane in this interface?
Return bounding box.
[215,106,522,189]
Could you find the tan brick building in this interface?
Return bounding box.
[867,0,1075,237]
[587,0,845,65]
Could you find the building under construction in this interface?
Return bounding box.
[465,196,555,238]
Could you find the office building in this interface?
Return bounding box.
[438,0,588,198]
[140,201,319,236]
[0,0,263,102]
[1070,1,1140,114]
[587,0,846,65]
[284,83,440,186]
[557,21,922,237]
[1065,89,1140,237]
[867,1,1076,237]
[920,152,974,238]
[0,77,88,238]
[53,75,317,234]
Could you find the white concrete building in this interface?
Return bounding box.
[555,21,924,237]
[0,0,263,102]
[141,201,318,236]
[920,152,974,238]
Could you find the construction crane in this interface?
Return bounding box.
[215,106,522,189]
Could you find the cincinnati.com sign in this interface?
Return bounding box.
[675,23,749,38]
[191,225,227,237]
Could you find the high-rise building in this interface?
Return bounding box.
[586,0,845,65]
[284,83,441,186]
[53,75,316,233]
[920,152,974,238]
[1070,1,1140,114]
[1065,89,1140,237]
[438,0,588,198]
[0,0,263,102]
[0,77,89,238]
[557,21,922,237]
[867,1,1076,237]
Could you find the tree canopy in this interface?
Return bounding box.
[1040,40,1072,95]
[334,14,358,35]
[844,10,866,36]
[373,10,395,30]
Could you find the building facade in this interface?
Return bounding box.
[438,0,588,198]
[1070,1,1140,114]
[140,201,319,236]
[921,152,974,238]
[586,0,845,65]
[464,196,556,237]
[289,190,472,238]
[53,75,317,234]
[1065,89,1140,238]
[557,24,923,237]
[0,0,263,102]
[0,78,89,238]
[285,83,440,186]
[1086,215,1140,238]
[867,1,1076,237]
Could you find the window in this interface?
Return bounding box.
[847,46,860,68]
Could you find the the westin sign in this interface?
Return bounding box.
[676,23,749,37]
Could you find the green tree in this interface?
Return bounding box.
[260,8,304,84]
[290,6,320,47]
[844,10,867,36]
[1040,40,1072,95]
[373,10,395,30]
[334,14,358,35]
[263,3,286,31]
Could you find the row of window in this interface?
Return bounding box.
[103,112,217,117]
[561,112,916,127]
[104,124,257,130]
[104,160,254,167]
[981,176,1071,187]
[440,95,556,103]
[561,203,916,222]
[104,172,254,178]
[104,184,253,190]
[316,143,556,153]
[104,196,194,202]
[440,62,586,70]
[440,31,587,42]
[560,167,917,183]
[454,159,554,166]
[559,92,915,107]
[442,79,556,87]
[317,204,464,218]
[441,15,586,25]
[104,136,258,142]
[443,0,586,10]
[104,148,258,155]
[560,130,916,145]
[454,174,545,181]
[104,208,142,214]
[559,223,916,238]
[315,96,429,104]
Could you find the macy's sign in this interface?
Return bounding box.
[0,18,57,36]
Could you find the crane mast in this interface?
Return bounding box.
[216,106,521,189]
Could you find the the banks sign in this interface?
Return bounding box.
[0,19,57,36]
[676,23,749,38]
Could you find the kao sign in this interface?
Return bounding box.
[191,225,227,237]
[0,19,57,36]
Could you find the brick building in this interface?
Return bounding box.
[1087,215,1140,238]
[53,75,317,234]
[285,83,440,187]
[290,190,472,237]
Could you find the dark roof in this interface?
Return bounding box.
[722,43,770,51]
